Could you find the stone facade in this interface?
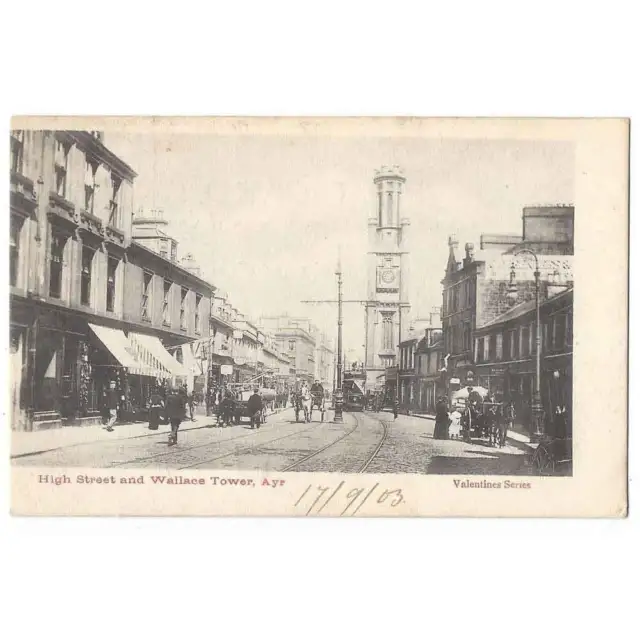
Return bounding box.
[365,166,411,388]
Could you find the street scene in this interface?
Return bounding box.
[10,125,573,476]
[12,408,531,476]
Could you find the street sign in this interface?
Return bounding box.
[450,377,460,384]
[221,365,233,375]
[491,367,506,376]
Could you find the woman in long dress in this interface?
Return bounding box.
[148,386,164,430]
[433,396,450,440]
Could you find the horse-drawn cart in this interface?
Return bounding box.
[231,387,275,425]
[453,387,507,448]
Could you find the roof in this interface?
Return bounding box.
[477,287,573,330]
[128,241,216,292]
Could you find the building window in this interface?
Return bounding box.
[142,271,153,321]
[106,256,118,312]
[159,240,169,259]
[180,288,188,330]
[553,315,566,350]
[463,322,472,352]
[10,217,22,287]
[510,329,518,359]
[386,192,393,225]
[383,314,394,350]
[488,334,497,361]
[49,232,66,298]
[80,245,94,306]
[288,340,295,351]
[195,293,202,334]
[522,324,530,358]
[476,337,484,363]
[163,280,172,325]
[170,241,177,262]
[11,131,24,174]
[84,159,96,213]
[496,333,503,361]
[566,313,573,348]
[109,175,122,228]
[54,140,69,198]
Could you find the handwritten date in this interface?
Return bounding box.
[294,481,405,516]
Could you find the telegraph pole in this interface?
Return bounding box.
[334,258,344,422]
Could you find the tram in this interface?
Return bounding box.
[342,370,366,411]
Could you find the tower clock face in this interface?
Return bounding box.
[381,269,396,284]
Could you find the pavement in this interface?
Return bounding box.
[11,407,532,475]
[389,410,537,452]
[10,408,289,459]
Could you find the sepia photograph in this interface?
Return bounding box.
[8,117,626,516]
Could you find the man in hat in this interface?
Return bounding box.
[104,381,119,432]
[464,371,483,430]
[165,385,187,446]
[247,387,263,429]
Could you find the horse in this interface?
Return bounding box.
[299,385,312,423]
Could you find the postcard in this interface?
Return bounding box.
[8,116,628,516]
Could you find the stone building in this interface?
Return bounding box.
[313,330,335,389]
[259,315,318,383]
[474,287,573,438]
[440,204,574,421]
[9,129,213,430]
[414,327,444,414]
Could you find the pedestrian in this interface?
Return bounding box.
[186,387,195,421]
[104,381,119,432]
[393,397,399,420]
[147,385,164,431]
[247,387,263,429]
[221,391,234,427]
[433,395,450,440]
[165,386,186,446]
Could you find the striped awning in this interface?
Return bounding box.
[129,332,189,377]
[89,324,163,377]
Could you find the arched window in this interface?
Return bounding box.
[382,314,394,350]
[386,192,393,225]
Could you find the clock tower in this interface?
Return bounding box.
[365,165,411,387]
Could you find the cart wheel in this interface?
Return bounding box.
[533,444,555,475]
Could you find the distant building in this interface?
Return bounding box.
[259,315,318,383]
[131,208,178,262]
[414,327,444,414]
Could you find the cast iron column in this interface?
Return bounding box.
[334,262,344,423]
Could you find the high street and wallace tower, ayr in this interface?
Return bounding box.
[10,129,573,475]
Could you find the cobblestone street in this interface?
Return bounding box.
[13,408,531,475]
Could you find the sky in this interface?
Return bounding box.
[107,132,574,361]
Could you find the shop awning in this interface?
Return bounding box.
[89,324,158,377]
[180,343,204,376]
[129,332,190,377]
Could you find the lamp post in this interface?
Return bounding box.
[506,248,544,442]
[333,259,344,423]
